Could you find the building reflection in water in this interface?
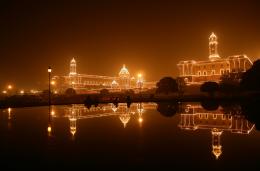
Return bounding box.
[51,103,157,137]
[178,104,255,159]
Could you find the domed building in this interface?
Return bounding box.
[51,58,156,93]
[118,64,131,89]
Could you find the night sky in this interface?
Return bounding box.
[0,0,260,89]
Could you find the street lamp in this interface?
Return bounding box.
[7,85,12,90]
[48,66,52,106]
[137,73,143,93]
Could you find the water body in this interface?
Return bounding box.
[0,103,259,170]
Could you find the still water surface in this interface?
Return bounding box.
[0,103,260,169]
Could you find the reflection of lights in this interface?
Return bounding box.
[138,117,143,123]
[69,118,77,136]
[119,114,131,128]
[8,108,11,120]
[47,125,52,135]
[112,105,118,112]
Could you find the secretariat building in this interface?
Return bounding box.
[177,33,253,84]
[52,58,155,93]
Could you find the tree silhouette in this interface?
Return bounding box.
[241,59,260,91]
[157,102,179,117]
[200,81,219,96]
[100,89,109,95]
[65,88,76,96]
[156,77,178,94]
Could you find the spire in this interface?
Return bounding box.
[69,57,77,76]
[209,32,220,61]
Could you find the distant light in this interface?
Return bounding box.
[2,90,7,94]
[30,90,37,94]
[138,117,143,123]
[8,108,11,113]
[51,111,55,116]
[7,85,12,90]
[48,66,52,73]
[138,73,142,78]
[54,91,58,94]
[20,90,24,94]
[51,81,55,85]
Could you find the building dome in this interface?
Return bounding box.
[112,80,118,86]
[119,64,130,78]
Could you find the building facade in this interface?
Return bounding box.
[52,58,156,93]
[177,33,253,84]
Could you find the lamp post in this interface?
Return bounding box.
[137,73,143,93]
[48,66,52,106]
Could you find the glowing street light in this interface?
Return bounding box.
[51,110,55,116]
[7,85,12,90]
[51,81,55,85]
[2,90,7,94]
[137,73,143,92]
[20,90,24,94]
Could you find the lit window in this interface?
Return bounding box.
[211,70,215,75]
[213,114,217,119]
[198,71,201,76]
[203,71,207,76]
[220,69,224,75]
[205,114,208,119]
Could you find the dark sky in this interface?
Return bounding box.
[0,0,260,89]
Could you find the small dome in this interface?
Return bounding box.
[112,80,118,85]
[119,64,130,77]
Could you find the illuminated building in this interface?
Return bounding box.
[177,33,253,84]
[178,104,255,159]
[52,58,156,93]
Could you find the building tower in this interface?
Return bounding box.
[211,128,223,159]
[118,64,130,89]
[69,58,77,76]
[209,32,220,61]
